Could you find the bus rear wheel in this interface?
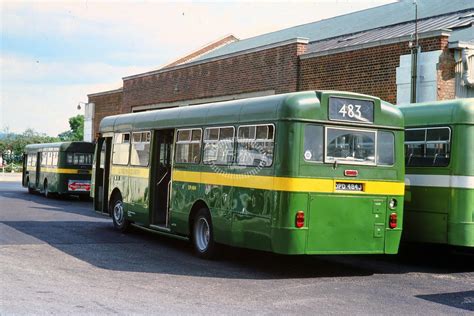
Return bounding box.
[27,178,34,194]
[192,208,218,259]
[111,197,129,232]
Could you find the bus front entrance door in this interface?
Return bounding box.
[94,137,112,214]
[150,129,174,228]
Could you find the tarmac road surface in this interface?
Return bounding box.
[1,180,473,315]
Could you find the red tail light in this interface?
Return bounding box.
[389,213,397,229]
[295,211,305,228]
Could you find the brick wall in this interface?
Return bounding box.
[437,36,456,100]
[299,36,449,104]
[88,89,123,138]
[122,42,308,112]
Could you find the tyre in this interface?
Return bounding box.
[27,178,34,194]
[192,208,218,259]
[111,196,129,232]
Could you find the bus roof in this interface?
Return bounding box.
[24,141,94,153]
[99,90,403,133]
[399,98,474,127]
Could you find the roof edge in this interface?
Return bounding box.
[449,41,474,49]
[301,29,452,59]
[162,34,239,68]
[123,37,309,81]
[88,88,123,98]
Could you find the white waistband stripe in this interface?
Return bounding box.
[405,174,474,189]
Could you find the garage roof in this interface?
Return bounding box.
[192,0,474,63]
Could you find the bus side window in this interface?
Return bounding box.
[303,124,323,162]
[405,127,450,167]
[52,152,58,166]
[203,126,234,165]
[41,152,47,166]
[237,124,274,167]
[112,133,131,165]
[175,129,202,164]
[130,131,151,166]
[47,152,52,166]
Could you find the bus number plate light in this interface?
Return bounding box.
[344,170,358,177]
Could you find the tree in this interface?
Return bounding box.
[58,115,84,141]
[0,128,59,165]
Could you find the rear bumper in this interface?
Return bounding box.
[270,227,402,255]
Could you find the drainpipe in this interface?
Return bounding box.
[462,48,474,87]
[410,0,419,103]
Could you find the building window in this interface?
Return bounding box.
[237,124,274,167]
[203,126,235,165]
[175,129,202,164]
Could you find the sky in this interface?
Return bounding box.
[1,0,396,137]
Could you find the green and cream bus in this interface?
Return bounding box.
[400,98,474,248]
[92,91,405,258]
[23,142,94,199]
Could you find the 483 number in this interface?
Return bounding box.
[338,104,362,119]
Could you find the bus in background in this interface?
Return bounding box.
[92,91,405,258]
[400,98,474,249]
[23,142,94,200]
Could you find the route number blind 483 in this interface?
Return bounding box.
[329,97,374,123]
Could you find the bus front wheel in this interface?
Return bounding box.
[192,208,218,259]
[111,197,129,232]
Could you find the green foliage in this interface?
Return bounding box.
[58,115,84,141]
[0,128,59,165]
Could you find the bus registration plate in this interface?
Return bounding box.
[68,180,91,192]
[335,182,363,192]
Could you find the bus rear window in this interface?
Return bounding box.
[67,153,93,165]
[325,127,376,165]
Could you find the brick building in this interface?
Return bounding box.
[87,0,474,139]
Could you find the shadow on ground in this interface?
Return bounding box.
[2,182,473,280]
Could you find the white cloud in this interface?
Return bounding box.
[0,55,150,136]
[1,0,396,136]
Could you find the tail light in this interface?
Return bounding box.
[295,211,305,228]
[389,213,397,229]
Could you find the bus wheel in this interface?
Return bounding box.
[112,197,129,232]
[43,180,51,198]
[192,208,218,259]
[27,178,34,194]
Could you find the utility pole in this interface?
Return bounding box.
[410,0,419,103]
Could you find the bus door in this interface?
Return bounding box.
[94,137,112,214]
[35,152,41,188]
[22,153,27,187]
[150,129,174,227]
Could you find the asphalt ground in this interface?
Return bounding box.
[0,180,473,315]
